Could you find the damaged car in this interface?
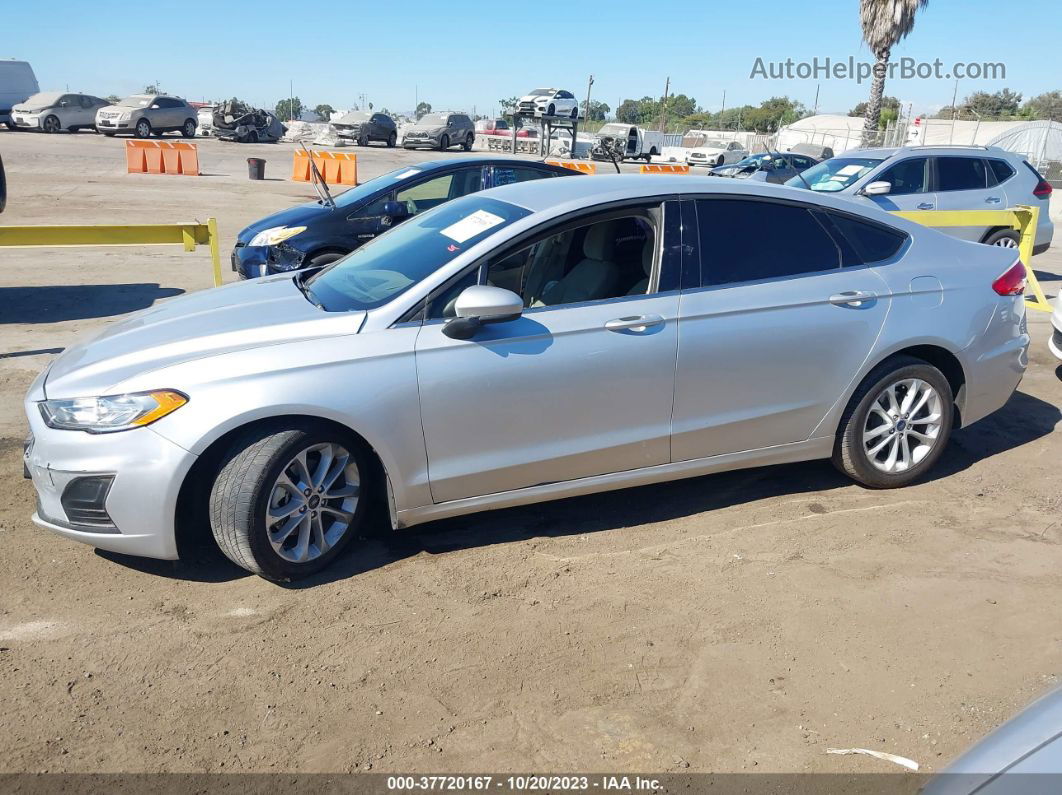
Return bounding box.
[402,112,475,151]
[333,111,397,147]
[212,99,286,143]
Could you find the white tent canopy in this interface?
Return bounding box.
[776,114,868,154]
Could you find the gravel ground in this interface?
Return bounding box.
[0,130,1059,775]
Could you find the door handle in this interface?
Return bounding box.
[985,196,1002,204]
[828,290,877,307]
[917,202,935,210]
[605,314,664,332]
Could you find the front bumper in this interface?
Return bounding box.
[95,116,132,130]
[23,402,198,560]
[11,114,41,128]
[402,135,440,148]
[231,242,304,279]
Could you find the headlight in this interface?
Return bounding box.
[120,112,132,121]
[39,390,188,433]
[249,225,306,247]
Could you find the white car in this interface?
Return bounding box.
[516,88,580,119]
[1050,292,1062,361]
[683,133,748,167]
[11,92,109,133]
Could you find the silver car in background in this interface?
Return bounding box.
[10,92,109,133]
[402,112,475,151]
[95,94,198,138]
[786,145,1054,254]
[24,176,1029,580]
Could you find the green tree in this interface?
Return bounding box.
[143,84,159,95]
[963,88,1022,118]
[275,96,304,121]
[415,101,432,120]
[1022,90,1062,120]
[581,100,610,121]
[105,94,120,104]
[314,103,335,120]
[859,0,929,143]
[850,96,900,117]
[497,96,519,113]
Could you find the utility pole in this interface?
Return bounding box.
[812,83,820,116]
[721,89,726,115]
[584,74,594,123]
[949,77,959,144]
[289,79,294,121]
[658,76,670,132]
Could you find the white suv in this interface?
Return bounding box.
[516,88,580,119]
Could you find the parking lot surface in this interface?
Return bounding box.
[0,131,1060,774]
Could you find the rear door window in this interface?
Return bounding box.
[876,157,929,195]
[694,199,840,286]
[492,166,554,187]
[936,156,989,191]
[987,159,1015,186]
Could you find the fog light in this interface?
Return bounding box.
[61,475,117,530]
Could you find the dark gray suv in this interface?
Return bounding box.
[403,112,475,151]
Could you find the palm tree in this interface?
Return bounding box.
[859,0,928,144]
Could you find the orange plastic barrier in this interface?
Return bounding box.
[640,163,690,174]
[125,140,200,176]
[291,150,359,185]
[545,159,597,175]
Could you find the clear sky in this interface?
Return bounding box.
[5,0,1059,118]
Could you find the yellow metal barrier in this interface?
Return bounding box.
[892,205,1050,312]
[0,219,224,287]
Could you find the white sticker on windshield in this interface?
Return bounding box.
[837,164,865,176]
[441,210,505,244]
[395,169,421,179]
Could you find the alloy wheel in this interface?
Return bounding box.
[992,237,1019,248]
[43,115,60,133]
[263,442,360,563]
[862,378,943,473]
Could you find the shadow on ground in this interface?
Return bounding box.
[95,389,1061,588]
[0,284,183,325]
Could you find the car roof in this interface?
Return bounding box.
[408,157,572,173]
[479,173,916,227]
[850,145,1014,160]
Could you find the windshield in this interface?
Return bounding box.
[118,95,152,107]
[598,124,629,136]
[305,196,531,312]
[785,157,883,191]
[731,153,772,167]
[528,89,552,97]
[418,113,448,126]
[20,92,62,108]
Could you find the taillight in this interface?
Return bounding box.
[1033,179,1053,198]
[992,259,1026,296]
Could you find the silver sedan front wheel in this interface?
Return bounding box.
[210,425,371,580]
[862,378,943,473]
[266,442,360,563]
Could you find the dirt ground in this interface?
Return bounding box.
[0,130,1060,776]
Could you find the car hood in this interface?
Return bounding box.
[237,201,336,244]
[44,276,364,399]
[12,103,51,113]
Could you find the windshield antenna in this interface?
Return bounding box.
[302,144,336,208]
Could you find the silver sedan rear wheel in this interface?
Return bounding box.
[862,378,944,474]
[265,442,360,563]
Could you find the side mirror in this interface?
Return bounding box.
[378,200,409,228]
[862,181,892,196]
[443,285,523,340]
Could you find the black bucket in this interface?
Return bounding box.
[247,157,266,180]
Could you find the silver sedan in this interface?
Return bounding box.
[24,176,1030,580]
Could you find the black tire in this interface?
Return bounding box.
[982,228,1020,249]
[43,114,61,134]
[181,119,196,138]
[438,134,449,151]
[547,104,555,117]
[3,121,16,131]
[209,423,372,580]
[570,107,578,119]
[135,119,151,138]
[832,355,954,489]
[387,131,397,148]
[246,129,259,143]
[462,133,474,152]
[716,155,725,166]
[305,251,345,269]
